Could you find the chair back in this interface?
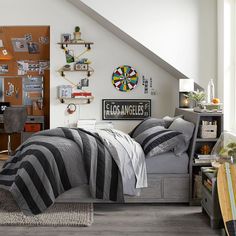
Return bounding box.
[3,107,27,134]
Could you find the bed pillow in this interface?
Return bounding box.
[129,117,166,138]
[163,115,184,128]
[133,126,186,158]
[168,117,195,152]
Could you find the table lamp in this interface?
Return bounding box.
[179,79,194,108]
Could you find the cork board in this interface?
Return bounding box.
[0,26,50,128]
[0,26,50,76]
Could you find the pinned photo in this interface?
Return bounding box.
[0,39,3,48]
[39,36,49,44]
[24,33,32,42]
[0,64,8,74]
[11,38,28,52]
[27,42,40,54]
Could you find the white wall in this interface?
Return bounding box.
[0,0,178,132]
[80,0,217,90]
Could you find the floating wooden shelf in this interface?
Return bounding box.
[59,96,94,105]
[57,41,94,49]
[58,67,94,77]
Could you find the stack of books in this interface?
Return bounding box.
[194,154,216,164]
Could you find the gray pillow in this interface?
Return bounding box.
[163,115,184,128]
[133,126,186,158]
[168,117,195,152]
[129,117,166,138]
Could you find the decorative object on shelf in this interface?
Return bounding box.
[200,144,211,155]
[67,103,77,114]
[184,89,206,110]
[207,79,215,103]
[61,33,71,43]
[75,63,88,71]
[63,64,72,71]
[73,26,81,43]
[65,49,75,63]
[72,91,92,98]
[112,65,139,92]
[57,85,73,99]
[102,99,151,120]
[179,78,194,108]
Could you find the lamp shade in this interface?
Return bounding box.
[179,79,194,92]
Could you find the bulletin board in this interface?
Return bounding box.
[0,26,50,129]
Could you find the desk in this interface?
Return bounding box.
[0,115,44,148]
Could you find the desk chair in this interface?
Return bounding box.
[0,106,27,156]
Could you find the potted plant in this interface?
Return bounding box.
[73,26,81,42]
[184,89,206,109]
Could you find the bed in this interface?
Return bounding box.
[0,110,195,215]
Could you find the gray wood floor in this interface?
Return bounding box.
[0,204,224,236]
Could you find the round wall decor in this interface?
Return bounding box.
[112,65,138,92]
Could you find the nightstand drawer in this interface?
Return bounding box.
[201,186,214,215]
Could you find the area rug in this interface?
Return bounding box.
[0,190,93,227]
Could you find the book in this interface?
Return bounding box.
[194,158,215,163]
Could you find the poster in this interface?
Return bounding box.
[102,99,151,120]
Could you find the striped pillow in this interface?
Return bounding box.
[133,126,186,158]
[129,118,166,138]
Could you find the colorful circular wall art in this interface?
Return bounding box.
[112,65,138,92]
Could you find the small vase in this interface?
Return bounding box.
[73,32,81,42]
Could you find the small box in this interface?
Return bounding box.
[199,125,217,138]
[24,123,41,132]
[74,63,88,71]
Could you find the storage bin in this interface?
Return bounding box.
[199,125,217,138]
[24,123,41,132]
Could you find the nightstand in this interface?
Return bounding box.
[201,167,223,229]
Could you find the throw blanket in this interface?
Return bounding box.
[0,127,147,215]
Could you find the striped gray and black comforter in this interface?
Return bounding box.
[0,127,147,215]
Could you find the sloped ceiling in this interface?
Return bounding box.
[67,0,189,79]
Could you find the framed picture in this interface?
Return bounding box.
[11,38,28,52]
[102,99,151,120]
[61,33,71,43]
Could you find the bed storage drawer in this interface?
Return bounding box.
[163,176,189,200]
[125,174,189,203]
[125,174,162,202]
